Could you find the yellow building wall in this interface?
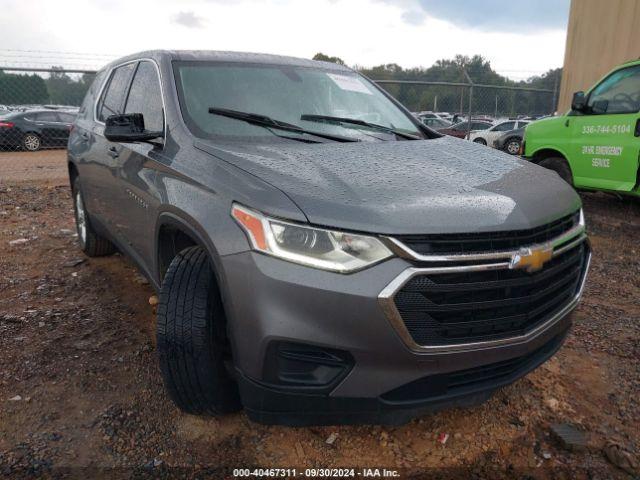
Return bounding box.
[558,0,640,112]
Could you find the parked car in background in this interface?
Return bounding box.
[0,109,76,151]
[418,117,452,129]
[524,59,640,191]
[68,50,590,425]
[468,120,530,145]
[415,111,446,121]
[437,120,493,138]
[494,127,525,155]
[435,111,453,121]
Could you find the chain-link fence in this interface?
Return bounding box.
[373,80,556,118]
[0,64,557,182]
[0,67,97,182]
[371,77,556,154]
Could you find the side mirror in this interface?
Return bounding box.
[571,91,587,112]
[104,113,162,143]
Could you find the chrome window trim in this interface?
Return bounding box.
[378,239,590,354]
[93,58,167,144]
[383,215,585,263]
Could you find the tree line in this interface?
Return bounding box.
[1,55,561,116]
[0,68,95,106]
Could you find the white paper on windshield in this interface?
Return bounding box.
[326,73,372,95]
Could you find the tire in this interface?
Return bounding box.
[539,157,573,185]
[72,177,116,256]
[157,246,241,415]
[473,138,487,145]
[22,133,41,151]
[504,138,521,155]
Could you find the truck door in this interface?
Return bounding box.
[569,64,640,191]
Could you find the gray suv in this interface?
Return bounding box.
[68,51,591,426]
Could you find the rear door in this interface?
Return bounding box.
[55,112,76,144]
[569,63,640,191]
[486,121,516,144]
[30,111,61,146]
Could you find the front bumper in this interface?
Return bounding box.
[220,246,586,425]
[236,327,570,425]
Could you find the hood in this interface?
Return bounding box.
[526,115,566,131]
[196,136,581,235]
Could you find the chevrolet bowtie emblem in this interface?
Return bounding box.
[510,247,553,273]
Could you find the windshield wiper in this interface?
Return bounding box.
[300,114,422,140]
[208,108,358,143]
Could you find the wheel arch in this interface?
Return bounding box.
[154,210,227,296]
[68,161,79,188]
[529,147,569,165]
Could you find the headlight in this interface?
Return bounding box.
[231,204,393,273]
[579,208,585,227]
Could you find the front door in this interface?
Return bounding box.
[113,60,166,270]
[569,63,640,191]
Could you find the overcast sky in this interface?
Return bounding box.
[0,0,570,79]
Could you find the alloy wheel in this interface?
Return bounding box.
[507,140,520,155]
[75,191,87,244]
[23,134,40,151]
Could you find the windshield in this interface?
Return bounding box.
[173,61,423,142]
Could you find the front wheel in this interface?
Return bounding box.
[157,246,241,415]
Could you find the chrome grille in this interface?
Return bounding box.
[393,243,586,345]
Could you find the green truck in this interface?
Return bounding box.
[523,59,640,195]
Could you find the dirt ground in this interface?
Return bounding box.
[0,150,68,184]
[0,150,639,479]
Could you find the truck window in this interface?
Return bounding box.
[587,64,640,114]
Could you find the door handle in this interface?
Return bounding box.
[80,132,90,141]
[107,146,120,159]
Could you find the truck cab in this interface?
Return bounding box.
[523,60,640,194]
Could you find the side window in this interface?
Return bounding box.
[58,113,76,123]
[125,61,164,132]
[493,121,516,132]
[517,121,529,129]
[472,122,489,130]
[587,65,640,114]
[35,112,59,122]
[97,63,136,122]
